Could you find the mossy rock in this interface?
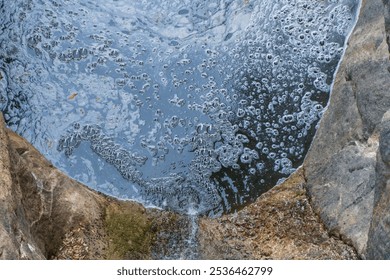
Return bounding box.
[104,202,154,259]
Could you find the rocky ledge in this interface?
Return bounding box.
[1,0,389,259]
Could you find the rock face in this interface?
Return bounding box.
[366,111,390,259]
[0,111,109,259]
[0,113,46,259]
[303,0,390,258]
[365,0,390,260]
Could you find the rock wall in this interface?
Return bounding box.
[366,112,390,259]
[365,0,390,260]
[0,113,46,259]
[303,0,390,258]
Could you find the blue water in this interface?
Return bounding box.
[0,0,360,216]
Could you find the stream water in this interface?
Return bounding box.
[0,0,360,219]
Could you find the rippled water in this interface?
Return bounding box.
[0,0,360,216]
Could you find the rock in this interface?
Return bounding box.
[366,111,390,259]
[0,110,115,259]
[0,113,46,259]
[303,0,390,258]
[384,0,390,55]
[198,169,358,259]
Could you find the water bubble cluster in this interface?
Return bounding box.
[57,122,221,212]
[0,0,360,215]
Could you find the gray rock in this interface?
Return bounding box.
[366,111,390,259]
[0,113,46,259]
[304,0,390,258]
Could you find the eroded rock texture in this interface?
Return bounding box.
[198,169,358,259]
[303,0,390,258]
[366,111,390,259]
